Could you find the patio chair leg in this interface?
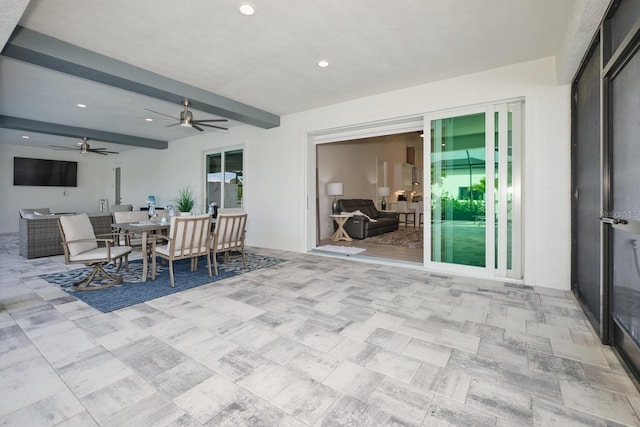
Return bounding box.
[169,260,175,288]
[113,255,129,273]
[114,258,122,273]
[213,252,219,276]
[206,253,212,278]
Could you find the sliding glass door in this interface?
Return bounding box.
[427,102,522,278]
[205,149,244,209]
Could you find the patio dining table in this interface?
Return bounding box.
[113,221,170,282]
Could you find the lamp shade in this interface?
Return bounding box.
[327,182,343,196]
[378,186,390,197]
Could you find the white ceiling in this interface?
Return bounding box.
[0,0,605,153]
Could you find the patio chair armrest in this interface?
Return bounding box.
[94,237,117,247]
[102,230,134,245]
[63,237,113,245]
[150,234,169,251]
[62,237,116,254]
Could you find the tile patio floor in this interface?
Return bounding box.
[1,233,639,426]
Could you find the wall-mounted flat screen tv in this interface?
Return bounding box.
[14,157,78,187]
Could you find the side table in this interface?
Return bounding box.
[330,214,352,242]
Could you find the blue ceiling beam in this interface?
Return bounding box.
[3,26,280,130]
[0,115,168,149]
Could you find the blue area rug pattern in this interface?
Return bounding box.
[40,253,286,313]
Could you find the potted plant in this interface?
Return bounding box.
[175,185,196,215]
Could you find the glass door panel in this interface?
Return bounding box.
[224,150,244,207]
[431,113,487,267]
[609,46,640,357]
[427,102,521,278]
[206,149,244,209]
[206,153,222,207]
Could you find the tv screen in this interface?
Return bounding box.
[14,157,78,187]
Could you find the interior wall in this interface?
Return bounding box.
[0,143,113,233]
[315,132,423,240]
[317,137,409,239]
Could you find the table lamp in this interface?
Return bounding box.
[327,182,344,214]
[378,186,390,210]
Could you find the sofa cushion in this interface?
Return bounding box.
[19,208,51,218]
[359,206,379,219]
[337,199,380,219]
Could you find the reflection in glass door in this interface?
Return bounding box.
[428,102,522,278]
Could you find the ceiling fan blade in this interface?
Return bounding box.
[144,108,179,120]
[50,145,78,150]
[192,124,205,132]
[92,150,109,155]
[193,119,228,123]
[198,123,228,131]
[166,123,180,128]
[91,149,118,154]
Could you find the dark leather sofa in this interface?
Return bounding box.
[336,199,399,239]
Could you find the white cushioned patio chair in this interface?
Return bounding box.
[58,213,132,291]
[151,214,212,287]
[211,212,247,276]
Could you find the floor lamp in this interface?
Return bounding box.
[327,182,343,214]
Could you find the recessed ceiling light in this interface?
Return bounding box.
[21,135,30,139]
[318,60,329,68]
[145,118,153,122]
[239,2,255,15]
[76,103,87,108]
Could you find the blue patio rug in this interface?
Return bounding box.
[40,253,286,313]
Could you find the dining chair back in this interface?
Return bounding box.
[211,212,247,275]
[58,213,132,290]
[396,201,416,227]
[113,210,150,247]
[151,214,212,287]
[110,204,133,212]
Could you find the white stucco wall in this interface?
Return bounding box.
[1,56,571,290]
[295,57,570,290]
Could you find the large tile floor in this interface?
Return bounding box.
[1,232,640,426]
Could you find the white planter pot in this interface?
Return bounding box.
[179,212,191,217]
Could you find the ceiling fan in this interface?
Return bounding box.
[50,137,119,155]
[145,99,228,131]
